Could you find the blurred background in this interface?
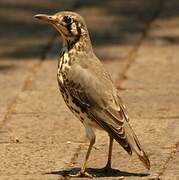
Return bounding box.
[1,0,178,101]
[1,0,176,60]
[0,0,179,179]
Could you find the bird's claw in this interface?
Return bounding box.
[69,171,93,178]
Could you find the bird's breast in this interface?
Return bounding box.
[57,52,71,101]
[58,52,71,73]
[57,52,71,82]
[56,52,101,129]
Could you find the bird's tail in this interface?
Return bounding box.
[124,122,150,170]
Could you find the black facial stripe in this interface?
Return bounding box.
[65,20,82,50]
[66,23,72,32]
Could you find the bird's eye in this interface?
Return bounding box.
[63,16,72,24]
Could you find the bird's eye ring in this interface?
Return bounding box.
[63,16,72,24]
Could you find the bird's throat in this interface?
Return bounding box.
[65,37,92,54]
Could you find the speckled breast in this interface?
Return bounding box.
[57,51,100,129]
[57,52,86,122]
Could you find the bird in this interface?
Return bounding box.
[34,11,150,177]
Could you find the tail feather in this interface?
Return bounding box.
[124,122,150,170]
[137,149,150,170]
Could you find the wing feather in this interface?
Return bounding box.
[62,64,133,154]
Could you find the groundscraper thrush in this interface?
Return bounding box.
[34,11,150,177]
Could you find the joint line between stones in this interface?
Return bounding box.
[117,0,164,88]
[157,141,179,178]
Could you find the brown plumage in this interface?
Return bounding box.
[34,11,150,177]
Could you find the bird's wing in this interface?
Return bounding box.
[64,63,151,169]
[64,63,133,153]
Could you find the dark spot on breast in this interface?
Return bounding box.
[74,109,80,114]
[69,106,76,113]
[80,116,84,121]
[64,91,69,99]
[64,97,69,104]
[80,116,84,123]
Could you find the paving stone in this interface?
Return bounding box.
[0,143,78,176]
[120,89,179,119]
[122,46,179,89]
[0,59,40,117]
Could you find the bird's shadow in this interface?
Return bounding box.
[46,167,149,178]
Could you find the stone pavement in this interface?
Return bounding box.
[0,0,179,179]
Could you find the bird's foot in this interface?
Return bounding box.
[69,171,93,178]
[99,164,112,173]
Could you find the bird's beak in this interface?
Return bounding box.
[34,14,57,24]
[34,13,65,39]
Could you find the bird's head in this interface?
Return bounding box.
[34,11,91,50]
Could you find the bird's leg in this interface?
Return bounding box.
[101,136,113,172]
[70,125,95,178]
[106,136,113,168]
[80,139,95,176]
